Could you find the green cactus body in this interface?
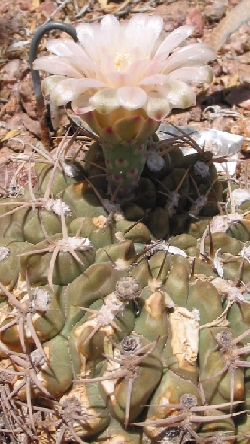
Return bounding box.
[143,369,202,440]
[193,258,217,278]
[2,104,250,442]
[37,334,73,397]
[148,207,170,239]
[101,334,163,425]
[205,232,243,256]
[68,216,114,248]
[61,262,124,337]
[93,418,141,443]
[147,251,171,287]
[0,199,27,240]
[227,302,250,340]
[20,233,96,286]
[199,327,245,405]
[222,256,250,283]
[198,409,236,438]
[0,238,33,295]
[59,382,110,439]
[124,203,146,222]
[236,415,250,443]
[35,160,85,195]
[22,206,73,244]
[0,285,64,346]
[60,182,108,218]
[69,297,135,378]
[134,289,169,351]
[28,285,65,341]
[165,262,190,307]
[95,240,136,269]
[115,219,151,243]
[187,280,223,326]
[227,220,250,242]
[169,233,198,252]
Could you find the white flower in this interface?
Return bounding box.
[33,14,215,143]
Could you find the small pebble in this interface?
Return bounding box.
[186,8,204,37]
[204,1,228,21]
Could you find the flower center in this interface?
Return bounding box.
[114,52,131,71]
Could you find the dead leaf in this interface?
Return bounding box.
[20,113,41,137]
[98,0,108,10]
[0,128,19,142]
[31,0,40,11]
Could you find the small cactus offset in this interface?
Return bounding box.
[1,12,250,444]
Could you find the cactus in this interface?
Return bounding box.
[1,124,250,443]
[2,14,250,444]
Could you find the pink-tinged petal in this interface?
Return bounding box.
[33,56,82,78]
[163,43,216,74]
[117,87,147,110]
[89,89,120,114]
[61,56,101,78]
[132,13,163,35]
[145,15,163,39]
[167,65,214,84]
[41,75,66,95]
[146,91,171,120]
[46,39,88,58]
[101,14,120,35]
[153,25,194,62]
[72,95,95,115]
[76,23,102,62]
[98,47,116,76]
[49,78,105,106]
[125,14,163,57]
[76,22,95,45]
[127,59,150,84]
[167,80,196,109]
[107,72,133,88]
[45,39,103,78]
[139,74,169,86]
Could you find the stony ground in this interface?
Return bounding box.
[0,0,250,190]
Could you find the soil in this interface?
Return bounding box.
[1,3,250,442]
[0,0,250,189]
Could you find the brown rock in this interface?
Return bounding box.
[225,86,250,110]
[204,1,228,21]
[19,74,37,119]
[238,52,250,64]
[168,109,192,127]
[190,105,202,122]
[20,113,41,138]
[221,59,239,75]
[224,36,246,54]
[238,64,250,84]
[186,8,204,37]
[37,0,62,19]
[211,63,223,77]
[4,95,21,117]
[19,1,30,10]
